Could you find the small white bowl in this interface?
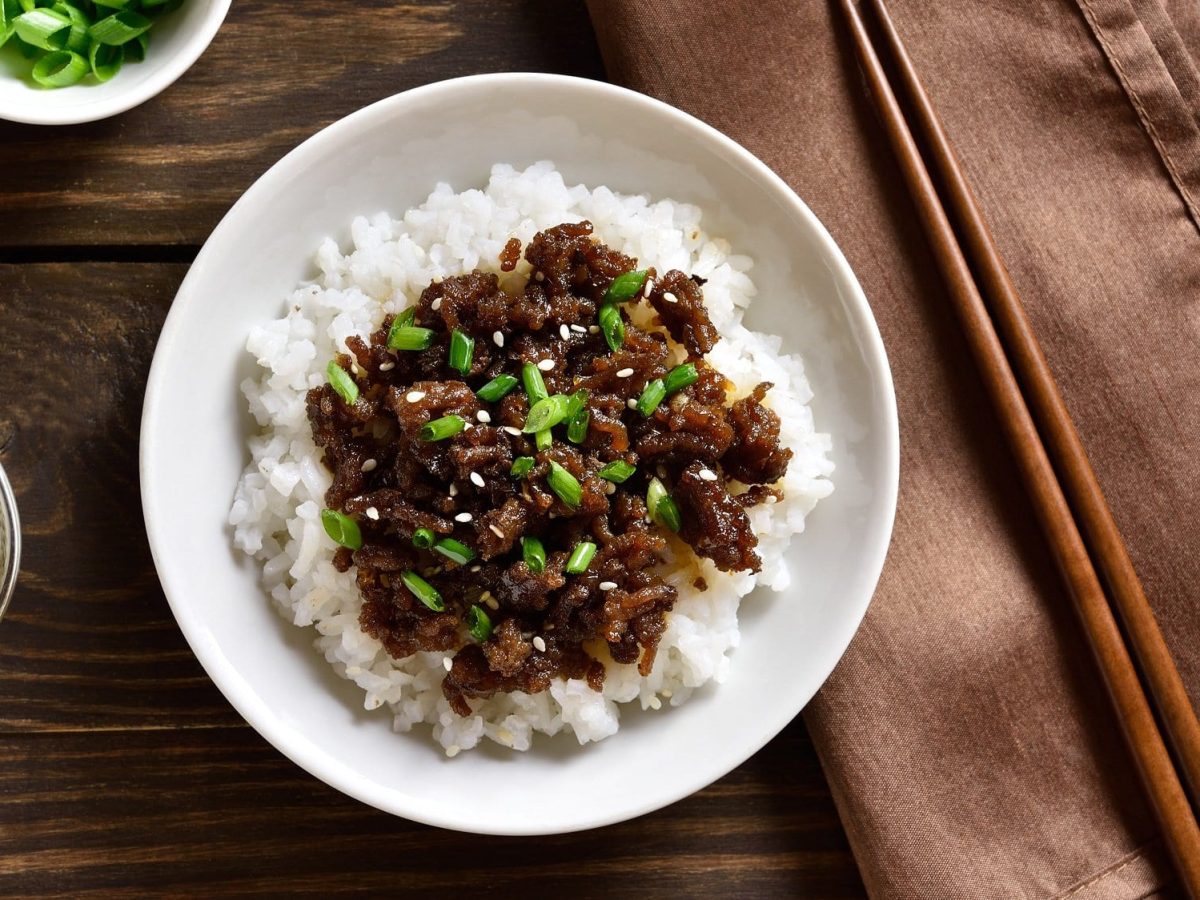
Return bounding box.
[141,73,899,835]
[0,0,229,125]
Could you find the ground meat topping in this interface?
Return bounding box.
[308,222,790,715]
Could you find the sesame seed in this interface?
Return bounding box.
[379,361,395,372]
[503,426,521,436]
[643,277,655,297]
[406,390,426,403]
[599,581,617,591]
[489,523,505,538]
[648,695,662,710]
[366,507,380,520]
[663,291,678,304]
[627,398,638,409]
[470,565,481,573]
[616,368,634,378]
[445,745,461,758]
[431,298,442,311]
[588,325,600,334]
[493,330,504,348]
[570,324,587,333]
[463,422,473,430]
[470,472,485,488]
[534,271,545,282]
[485,596,499,610]
[604,482,616,495]
[476,410,491,423]
[560,323,570,341]
[768,494,779,504]
[442,657,453,671]
[699,468,718,482]
[537,358,555,372]
[479,591,493,602]
[350,362,362,376]
[532,636,547,652]
[449,483,458,497]
[360,459,377,472]
[455,512,473,523]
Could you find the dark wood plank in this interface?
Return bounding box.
[0,0,607,250]
[0,263,866,896]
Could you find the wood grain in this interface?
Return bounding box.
[0,0,868,887]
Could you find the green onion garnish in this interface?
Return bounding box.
[420,414,466,442]
[522,536,546,574]
[565,541,597,574]
[647,478,682,533]
[510,456,535,478]
[434,537,475,565]
[567,410,590,444]
[57,3,90,53]
[466,605,493,641]
[547,461,582,508]
[664,363,699,395]
[448,329,474,375]
[598,303,624,351]
[320,508,363,550]
[325,360,359,405]
[535,429,553,451]
[564,389,589,420]
[522,361,548,404]
[31,48,86,86]
[476,373,518,403]
[597,460,636,483]
[88,40,122,81]
[636,379,667,417]
[523,394,569,433]
[395,306,417,329]
[388,326,435,352]
[401,571,444,612]
[14,8,70,50]
[88,8,151,45]
[411,527,435,549]
[602,269,649,304]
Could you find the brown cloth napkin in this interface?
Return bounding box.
[586,1,1200,896]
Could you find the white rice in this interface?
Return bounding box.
[229,162,834,754]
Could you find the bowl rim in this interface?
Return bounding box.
[0,0,231,126]
[0,461,18,624]
[140,71,899,833]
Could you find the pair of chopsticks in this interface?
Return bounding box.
[835,0,1200,893]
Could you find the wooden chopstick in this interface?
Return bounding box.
[864,0,1200,806]
[834,0,1200,892]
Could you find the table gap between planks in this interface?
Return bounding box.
[0,2,866,896]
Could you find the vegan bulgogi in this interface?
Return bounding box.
[308,221,792,716]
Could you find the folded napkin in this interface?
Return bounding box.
[586,1,1200,896]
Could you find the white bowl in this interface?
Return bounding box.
[0,0,229,125]
[140,73,898,835]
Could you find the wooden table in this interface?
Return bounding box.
[0,2,866,895]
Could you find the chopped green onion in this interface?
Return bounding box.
[93,0,137,8]
[320,508,363,550]
[636,379,667,417]
[602,269,649,304]
[14,8,69,51]
[597,460,636,483]
[567,410,589,444]
[647,478,682,533]
[124,29,147,61]
[664,363,699,395]
[387,325,435,352]
[393,307,416,330]
[565,541,597,574]
[87,38,121,80]
[476,373,518,403]
[510,456,535,478]
[401,571,444,612]
[420,414,466,442]
[448,329,474,375]
[88,8,151,45]
[466,605,493,641]
[522,536,546,574]
[535,428,553,451]
[53,2,89,53]
[523,394,569,433]
[325,360,359,405]
[547,461,582,508]
[434,537,475,565]
[564,389,589,420]
[598,303,624,351]
[30,47,85,85]
[411,527,436,549]
[522,361,548,404]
